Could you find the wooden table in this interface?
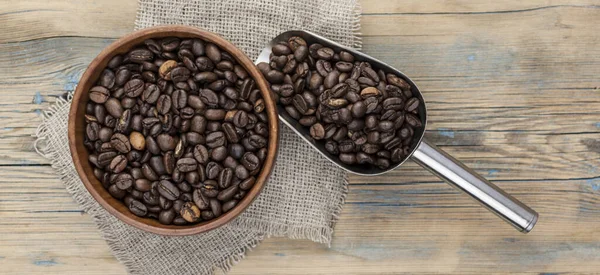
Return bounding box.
[1,0,599,273]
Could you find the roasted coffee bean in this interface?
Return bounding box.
[208,146,226,162]
[331,126,347,141]
[171,89,188,109]
[172,217,187,225]
[108,55,123,69]
[115,109,132,133]
[123,79,144,98]
[273,44,292,56]
[175,158,197,173]
[203,109,225,121]
[149,156,167,176]
[330,83,349,98]
[129,131,145,151]
[222,200,238,213]
[367,131,380,144]
[385,137,402,151]
[324,71,340,89]
[346,119,364,131]
[108,184,127,199]
[387,74,410,90]
[109,155,127,173]
[294,45,309,61]
[110,133,131,153]
[209,199,222,217]
[128,199,148,217]
[339,51,354,62]
[86,122,100,141]
[351,101,367,118]
[338,139,355,153]
[335,61,354,72]
[405,113,422,127]
[180,202,201,222]
[356,152,375,164]
[205,43,221,63]
[199,89,219,107]
[299,116,318,127]
[158,209,176,224]
[217,184,238,202]
[361,66,379,83]
[358,76,377,86]
[129,48,153,63]
[351,131,368,146]
[378,121,395,132]
[154,94,171,115]
[206,122,222,132]
[97,151,117,167]
[241,152,260,171]
[120,97,136,109]
[191,190,210,212]
[286,36,305,51]
[317,47,335,60]
[309,123,325,140]
[405,97,420,112]
[157,180,180,201]
[134,178,152,192]
[157,134,177,151]
[104,98,124,118]
[264,70,285,83]
[205,162,222,180]
[339,153,357,165]
[376,158,390,169]
[159,195,173,209]
[383,97,403,111]
[170,67,191,83]
[178,182,192,194]
[325,140,339,155]
[237,177,255,191]
[346,91,361,104]
[159,37,179,52]
[113,173,133,190]
[331,108,352,124]
[131,115,143,132]
[206,131,226,148]
[247,135,266,149]
[89,86,110,103]
[217,168,234,189]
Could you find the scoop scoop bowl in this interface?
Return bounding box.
[256,30,538,233]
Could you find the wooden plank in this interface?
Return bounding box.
[0,0,599,42]
[0,0,136,42]
[360,0,600,14]
[0,166,598,273]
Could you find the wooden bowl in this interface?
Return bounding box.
[68,26,279,236]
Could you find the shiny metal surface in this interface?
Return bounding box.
[412,140,538,232]
[257,30,538,233]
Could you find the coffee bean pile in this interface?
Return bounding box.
[84,37,269,225]
[257,36,422,170]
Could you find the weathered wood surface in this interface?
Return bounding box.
[0,0,599,274]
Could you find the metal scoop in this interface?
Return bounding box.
[256,30,538,233]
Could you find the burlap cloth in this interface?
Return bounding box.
[35,0,361,274]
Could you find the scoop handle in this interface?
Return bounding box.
[410,139,538,233]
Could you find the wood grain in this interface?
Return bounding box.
[0,0,599,273]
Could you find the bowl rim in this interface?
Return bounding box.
[68,25,279,236]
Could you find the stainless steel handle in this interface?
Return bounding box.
[410,139,538,233]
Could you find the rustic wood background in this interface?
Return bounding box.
[1,0,599,273]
